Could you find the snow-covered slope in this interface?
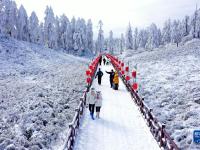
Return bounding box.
[119,39,200,150]
[0,35,89,150]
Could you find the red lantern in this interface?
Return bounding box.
[126,76,130,81]
[122,70,125,75]
[132,71,136,78]
[86,70,91,76]
[132,83,138,90]
[89,65,93,70]
[125,66,129,72]
[121,63,124,67]
[119,61,121,64]
[86,77,91,84]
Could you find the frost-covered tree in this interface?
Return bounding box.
[138,29,148,48]
[17,5,28,41]
[72,18,87,55]
[96,20,104,53]
[108,30,114,54]
[196,9,200,38]
[126,23,133,49]
[44,6,56,48]
[171,20,183,47]
[190,8,200,38]
[120,33,125,54]
[86,19,93,53]
[38,23,44,45]
[59,14,71,51]
[1,0,17,37]
[28,11,39,43]
[0,0,4,33]
[133,28,139,50]
[146,23,160,49]
[182,15,190,36]
[162,19,172,44]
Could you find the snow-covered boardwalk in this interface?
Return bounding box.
[73,65,160,150]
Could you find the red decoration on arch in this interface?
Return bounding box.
[132,71,136,78]
[86,70,91,76]
[126,76,130,81]
[132,83,138,90]
[125,66,129,72]
[86,77,91,84]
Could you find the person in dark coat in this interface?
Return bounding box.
[99,56,102,65]
[103,58,106,65]
[95,68,103,85]
[106,69,115,88]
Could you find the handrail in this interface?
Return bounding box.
[63,56,100,150]
[106,54,179,150]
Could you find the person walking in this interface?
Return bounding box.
[95,68,103,85]
[103,57,106,65]
[99,56,102,65]
[113,71,119,90]
[106,69,115,88]
[95,91,103,119]
[87,87,96,120]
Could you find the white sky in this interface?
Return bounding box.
[15,0,199,38]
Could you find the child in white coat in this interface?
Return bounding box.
[95,91,102,119]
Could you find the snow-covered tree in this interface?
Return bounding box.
[44,6,56,48]
[171,20,183,47]
[146,23,160,49]
[0,0,4,33]
[96,20,104,53]
[72,18,87,55]
[59,14,70,51]
[126,23,133,49]
[38,22,44,45]
[133,28,139,50]
[196,9,200,38]
[28,11,39,43]
[190,8,200,38]
[120,33,125,54]
[182,15,190,36]
[86,19,93,53]
[162,19,172,44]
[17,5,28,41]
[1,0,17,37]
[108,30,114,54]
[138,29,148,48]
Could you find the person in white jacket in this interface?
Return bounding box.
[95,91,103,119]
[87,87,96,120]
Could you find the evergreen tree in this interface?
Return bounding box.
[17,5,28,41]
[126,23,133,49]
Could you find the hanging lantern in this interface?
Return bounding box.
[122,70,125,75]
[126,76,130,81]
[132,83,138,90]
[132,71,137,78]
[125,66,129,72]
[86,77,91,84]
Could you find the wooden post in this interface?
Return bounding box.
[160,124,165,147]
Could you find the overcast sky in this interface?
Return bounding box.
[15,0,199,38]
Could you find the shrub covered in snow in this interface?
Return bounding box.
[0,35,89,149]
[119,39,200,149]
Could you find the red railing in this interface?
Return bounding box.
[64,55,101,150]
[106,53,179,150]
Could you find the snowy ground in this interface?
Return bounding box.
[119,39,200,150]
[0,35,89,150]
[74,65,160,150]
